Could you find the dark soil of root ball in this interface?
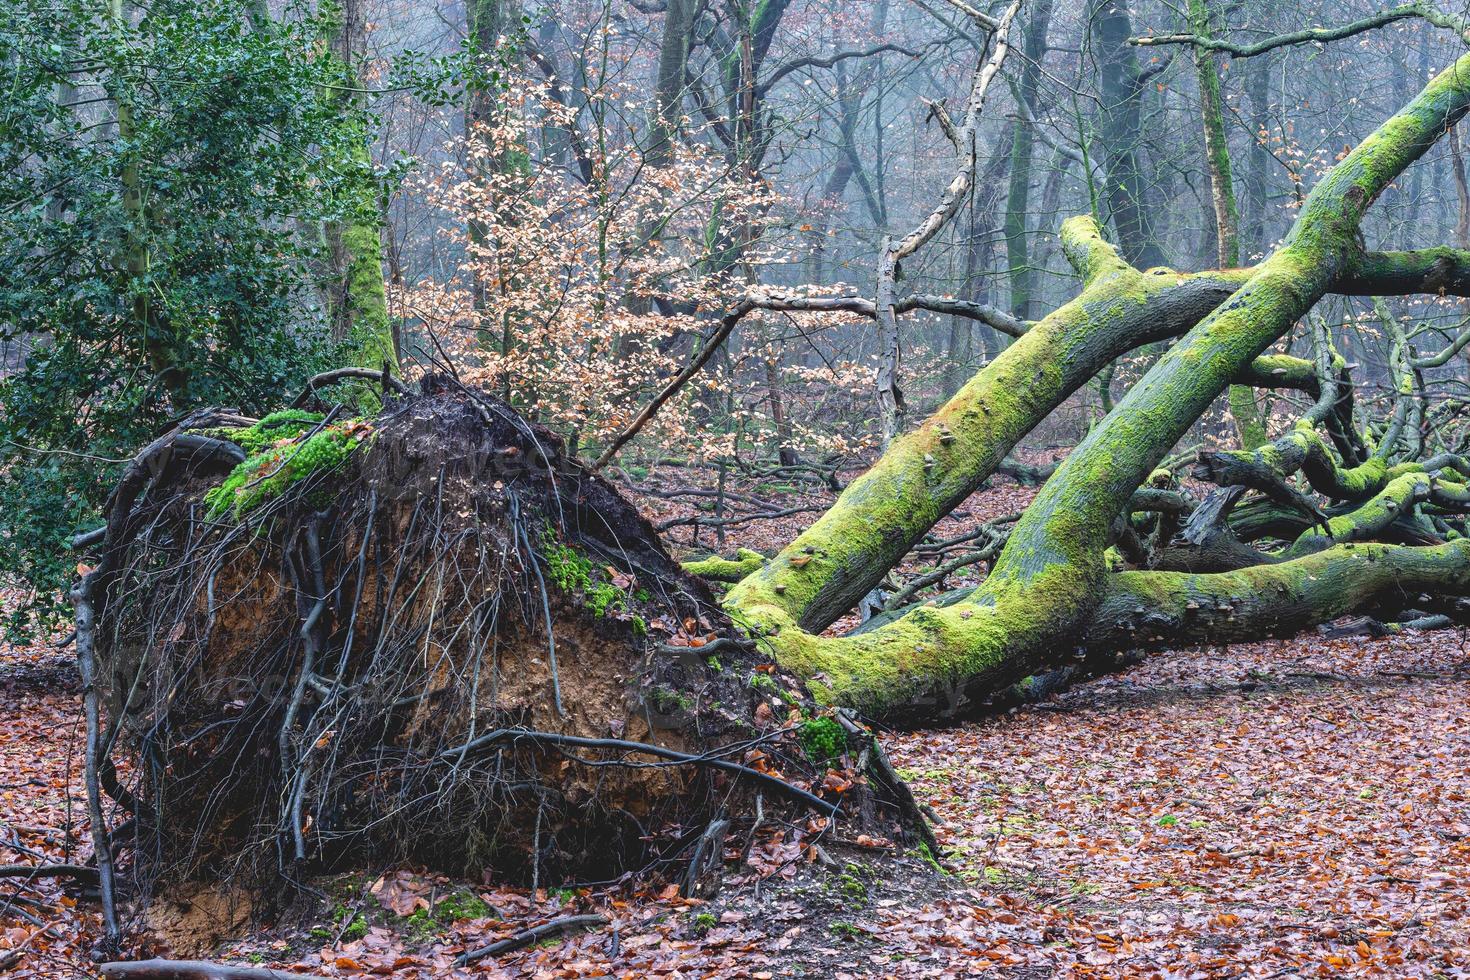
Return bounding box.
[84,375,903,909]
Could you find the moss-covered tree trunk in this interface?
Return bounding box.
[1190,0,1240,271]
[1187,0,1265,451]
[321,0,397,371]
[714,50,1470,721]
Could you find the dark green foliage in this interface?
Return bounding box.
[0,0,370,636]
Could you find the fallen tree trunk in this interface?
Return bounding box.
[1092,538,1470,649]
[711,48,1470,721]
[100,960,335,980]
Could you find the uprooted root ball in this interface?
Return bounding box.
[87,376,899,895]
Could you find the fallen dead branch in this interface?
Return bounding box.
[99,959,335,980]
[0,862,99,882]
[455,913,609,966]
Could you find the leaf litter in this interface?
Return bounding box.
[2,477,1469,977]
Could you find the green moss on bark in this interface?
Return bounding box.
[683,548,766,582]
[1284,472,1429,557]
[540,530,645,626]
[1095,538,1470,648]
[722,51,1470,721]
[340,220,396,373]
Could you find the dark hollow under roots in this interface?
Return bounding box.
[85,375,909,907]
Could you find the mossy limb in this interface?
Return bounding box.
[682,548,767,582]
[1093,538,1470,648]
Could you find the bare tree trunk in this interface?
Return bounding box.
[1243,51,1273,256]
[647,0,695,171]
[1452,126,1470,249]
[874,2,1022,445]
[1002,0,1054,320]
[947,122,1016,394]
[1088,0,1166,269]
[765,358,798,466]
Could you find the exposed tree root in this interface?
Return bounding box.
[455,913,609,966]
[77,375,915,931]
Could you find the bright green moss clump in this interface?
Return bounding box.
[204,419,367,519]
[432,889,495,922]
[682,548,766,582]
[543,533,596,593]
[540,529,643,626]
[798,715,847,765]
[204,410,325,454]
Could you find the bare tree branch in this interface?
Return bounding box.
[1132,2,1469,57]
[874,0,1023,445]
[933,0,1001,30]
[759,43,921,97]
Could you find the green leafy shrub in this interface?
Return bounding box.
[0,0,367,638]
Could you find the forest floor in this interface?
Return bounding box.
[1,468,1468,978]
